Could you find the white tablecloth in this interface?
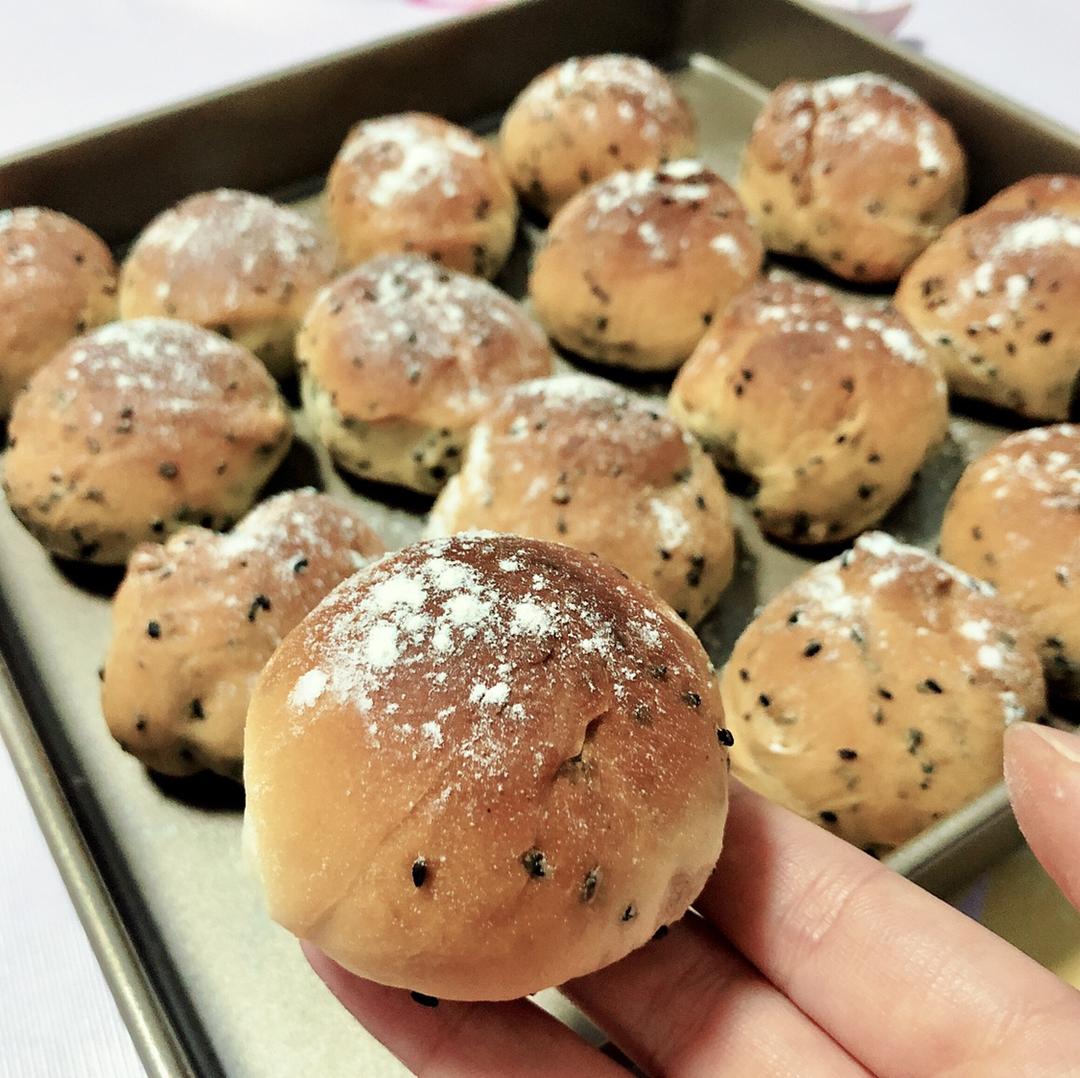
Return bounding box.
[0,2,1075,1075]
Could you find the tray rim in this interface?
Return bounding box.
[0,651,193,1078]
[0,0,1075,1073]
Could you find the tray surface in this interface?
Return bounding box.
[1,2,1077,1074]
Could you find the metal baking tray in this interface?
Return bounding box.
[1,1,1077,1074]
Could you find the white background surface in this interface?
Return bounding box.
[0,1,1075,1075]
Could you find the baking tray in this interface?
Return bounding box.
[1,0,1078,1075]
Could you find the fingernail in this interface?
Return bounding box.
[1013,723,1080,765]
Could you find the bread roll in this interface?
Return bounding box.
[895,174,1080,420]
[427,375,735,624]
[722,531,1045,854]
[118,189,335,378]
[940,424,1080,702]
[245,532,730,1001]
[669,277,948,545]
[500,54,696,216]
[0,207,116,414]
[327,113,517,278]
[3,318,292,564]
[298,254,554,494]
[739,73,967,283]
[103,489,384,778]
[529,161,762,370]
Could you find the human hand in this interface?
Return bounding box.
[303,722,1080,1076]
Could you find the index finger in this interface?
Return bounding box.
[698,782,1080,1076]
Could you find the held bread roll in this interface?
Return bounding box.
[499,54,697,216]
[298,254,555,494]
[895,174,1080,421]
[118,189,336,378]
[721,532,1045,855]
[427,375,735,625]
[244,532,731,1001]
[669,278,948,545]
[529,161,762,370]
[3,319,292,564]
[0,207,117,414]
[326,113,518,278]
[940,424,1080,702]
[102,490,385,778]
[739,73,967,283]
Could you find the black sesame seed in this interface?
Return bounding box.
[682,690,702,709]
[412,857,427,887]
[410,992,439,1008]
[819,810,838,824]
[621,905,637,923]
[596,316,609,333]
[695,495,706,510]
[838,748,858,760]
[702,312,713,326]
[803,641,822,658]
[758,693,772,708]
[917,679,943,695]
[147,621,162,639]
[907,728,924,754]
[1035,330,1054,344]
[248,594,272,622]
[293,558,309,573]
[158,462,179,479]
[521,848,548,878]
[97,667,105,682]
[840,377,855,393]
[717,728,735,747]
[134,718,147,732]
[971,526,983,541]
[581,868,600,902]
[190,699,204,720]
[738,668,750,682]
[878,688,893,700]
[787,610,801,625]
[857,484,876,501]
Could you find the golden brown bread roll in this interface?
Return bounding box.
[0,207,116,414]
[940,424,1080,702]
[298,254,555,494]
[669,277,948,545]
[739,72,967,283]
[3,318,292,564]
[722,531,1045,854]
[895,174,1080,420]
[118,189,336,378]
[102,489,385,778]
[244,532,730,1001]
[500,54,696,216]
[529,161,762,370]
[427,375,735,624]
[326,113,518,278]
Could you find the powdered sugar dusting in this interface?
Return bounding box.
[583,163,753,267]
[976,424,1080,509]
[284,533,704,790]
[523,54,683,127]
[129,189,332,309]
[339,115,488,207]
[991,214,1080,255]
[306,255,552,418]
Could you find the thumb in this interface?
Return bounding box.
[1004,723,1080,911]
